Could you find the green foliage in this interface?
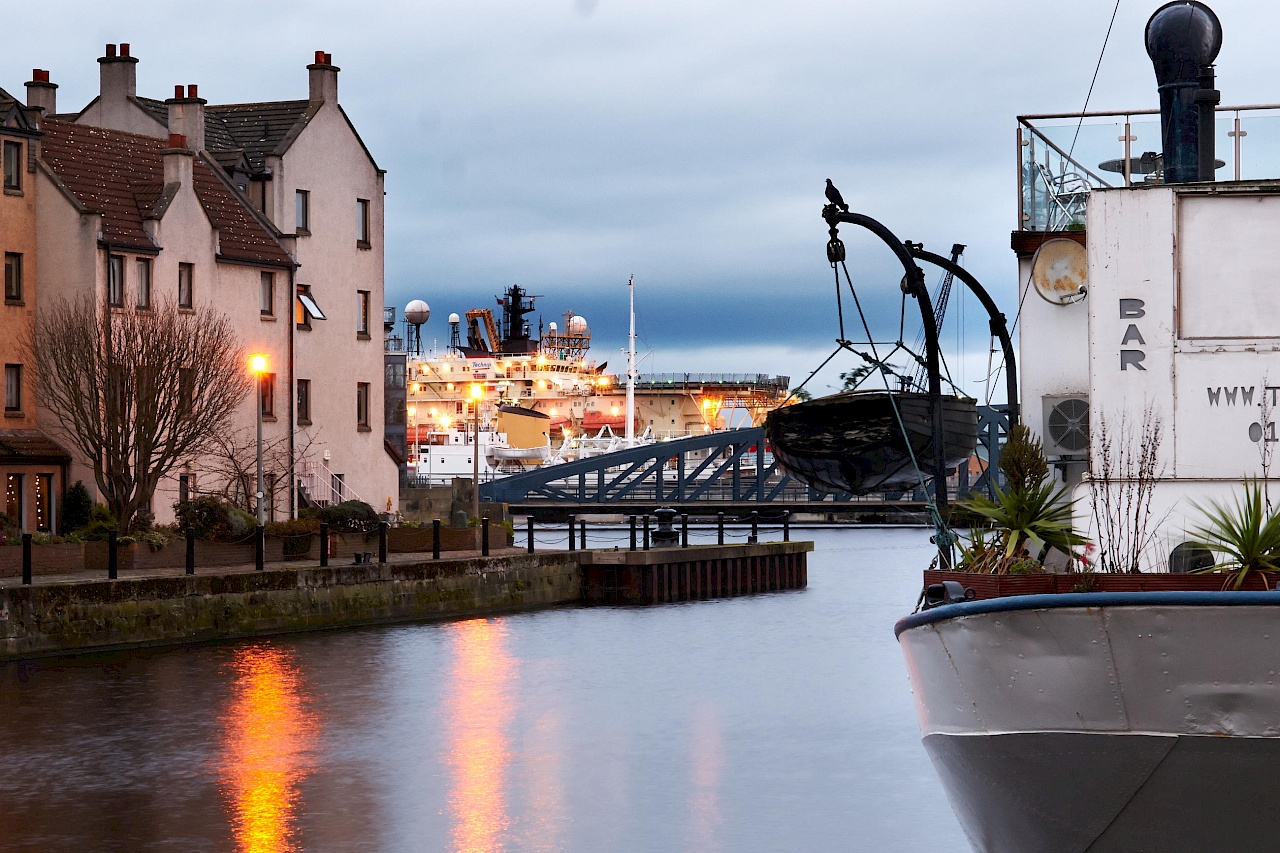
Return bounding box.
[1000,425,1049,496]
[790,388,812,402]
[302,500,379,532]
[839,364,873,392]
[1189,482,1280,590]
[79,503,119,541]
[31,533,67,545]
[959,481,1085,572]
[61,482,92,533]
[174,496,256,541]
[119,528,173,551]
[265,518,321,537]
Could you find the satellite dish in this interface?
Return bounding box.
[1030,239,1087,305]
[405,299,431,325]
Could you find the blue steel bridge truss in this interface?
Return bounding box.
[480,406,1008,506]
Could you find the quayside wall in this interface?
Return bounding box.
[0,553,580,660]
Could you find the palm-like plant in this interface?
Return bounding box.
[959,481,1085,572]
[1190,482,1280,590]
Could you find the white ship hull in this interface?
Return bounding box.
[896,592,1280,853]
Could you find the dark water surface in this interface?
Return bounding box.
[0,527,969,852]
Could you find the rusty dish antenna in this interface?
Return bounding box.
[1030,238,1087,305]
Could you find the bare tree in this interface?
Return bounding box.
[202,425,318,518]
[29,296,252,531]
[1088,405,1169,573]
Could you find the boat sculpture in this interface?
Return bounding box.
[765,390,977,494]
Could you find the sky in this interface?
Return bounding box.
[7,0,1280,397]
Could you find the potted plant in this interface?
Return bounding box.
[1189,481,1280,590]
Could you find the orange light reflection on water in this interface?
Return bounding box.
[445,619,516,853]
[217,645,319,853]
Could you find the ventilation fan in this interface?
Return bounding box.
[1043,395,1089,457]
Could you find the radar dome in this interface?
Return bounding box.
[448,313,461,324]
[548,321,558,332]
[405,300,431,326]
[566,315,589,335]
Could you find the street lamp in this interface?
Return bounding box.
[469,383,483,522]
[249,354,268,525]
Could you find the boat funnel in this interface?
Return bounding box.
[1145,1,1222,184]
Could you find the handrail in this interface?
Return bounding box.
[1017,103,1280,122]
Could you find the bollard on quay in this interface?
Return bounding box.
[681,513,689,548]
[108,529,118,579]
[482,516,490,556]
[379,521,388,564]
[432,518,441,560]
[749,511,759,545]
[320,523,330,567]
[21,533,31,586]
[185,527,195,575]
[579,518,587,551]
[717,512,725,546]
[643,515,650,551]
[783,512,790,542]
[255,525,265,571]
[629,515,637,551]
[568,514,576,551]
[527,516,535,553]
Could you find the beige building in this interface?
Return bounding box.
[27,43,397,518]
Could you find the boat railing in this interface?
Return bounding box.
[1017,103,1280,232]
[635,373,790,392]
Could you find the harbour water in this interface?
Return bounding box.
[0,527,968,852]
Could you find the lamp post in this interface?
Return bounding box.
[470,383,482,523]
[249,353,268,525]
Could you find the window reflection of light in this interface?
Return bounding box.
[686,703,725,853]
[445,619,515,853]
[217,645,319,853]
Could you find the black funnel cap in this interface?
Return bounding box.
[1146,1,1221,83]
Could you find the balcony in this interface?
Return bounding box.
[1017,103,1280,231]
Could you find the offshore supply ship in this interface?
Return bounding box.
[392,282,789,484]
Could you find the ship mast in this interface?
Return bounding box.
[626,275,636,443]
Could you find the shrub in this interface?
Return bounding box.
[302,500,379,533]
[174,496,256,541]
[62,482,92,533]
[1000,425,1049,496]
[80,504,119,541]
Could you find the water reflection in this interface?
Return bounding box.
[445,619,516,853]
[218,645,319,853]
[687,703,725,853]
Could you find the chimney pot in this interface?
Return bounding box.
[188,84,198,98]
[34,69,49,83]
[174,84,184,99]
[106,44,117,58]
[121,43,130,57]
[168,133,187,149]
[324,53,332,64]
[315,50,326,64]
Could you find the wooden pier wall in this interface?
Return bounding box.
[579,542,812,604]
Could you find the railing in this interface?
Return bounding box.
[1017,104,1280,231]
[635,373,790,391]
[300,459,363,507]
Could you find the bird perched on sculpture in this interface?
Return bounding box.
[825,179,849,212]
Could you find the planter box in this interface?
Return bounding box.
[387,526,513,554]
[0,543,88,578]
[924,568,1277,600]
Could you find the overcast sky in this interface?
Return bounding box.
[8,0,1279,395]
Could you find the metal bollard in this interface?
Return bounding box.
[186,527,196,575]
[527,516,535,553]
[629,515,637,551]
[783,512,790,542]
[717,512,725,545]
[482,516,490,556]
[643,515,650,551]
[568,514,576,552]
[108,529,118,580]
[432,518,441,560]
[681,513,689,548]
[379,521,388,564]
[320,523,329,567]
[579,518,587,551]
[255,525,265,571]
[21,533,31,585]
[749,511,759,545]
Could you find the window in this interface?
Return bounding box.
[357,198,370,247]
[297,379,311,424]
[34,474,51,533]
[4,364,19,412]
[6,474,22,528]
[260,271,274,316]
[259,372,276,418]
[3,141,21,191]
[4,253,21,303]
[295,189,310,234]
[296,284,326,329]
[135,258,152,309]
[107,255,124,307]
[357,290,370,337]
[178,263,193,308]
[357,382,370,429]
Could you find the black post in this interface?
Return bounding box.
[749,511,759,545]
[643,515,650,551]
[717,512,725,545]
[527,516,535,553]
[783,512,791,543]
[482,516,490,557]
[320,523,329,567]
[568,514,576,552]
[579,518,587,551]
[185,527,195,575]
[378,522,388,564]
[21,533,31,586]
[255,525,265,571]
[681,513,689,548]
[629,515,637,551]
[108,529,118,580]
[432,518,441,560]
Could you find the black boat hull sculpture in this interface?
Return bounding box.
[765,390,979,495]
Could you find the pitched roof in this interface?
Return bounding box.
[39,120,293,266]
[206,100,317,172]
[0,430,72,463]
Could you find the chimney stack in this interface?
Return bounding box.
[1146,2,1222,184]
[25,69,57,115]
[165,84,207,152]
[99,42,140,102]
[307,50,339,103]
[162,132,194,187]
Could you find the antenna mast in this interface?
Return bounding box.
[626,275,636,443]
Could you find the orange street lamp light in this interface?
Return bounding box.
[469,383,483,522]
[248,354,268,525]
